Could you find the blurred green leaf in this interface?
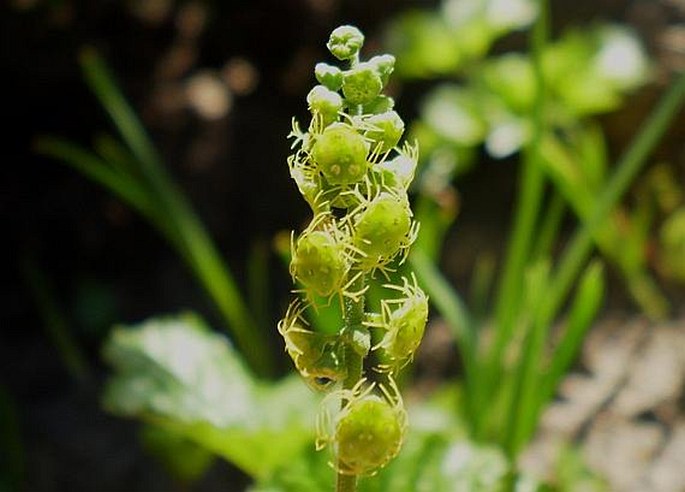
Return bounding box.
[385,12,463,78]
[421,85,488,146]
[481,0,537,33]
[140,424,215,483]
[102,313,317,479]
[248,444,333,492]
[386,0,536,79]
[660,207,685,281]
[482,54,536,113]
[538,260,605,413]
[543,26,648,116]
[575,124,608,190]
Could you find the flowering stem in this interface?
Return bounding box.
[336,273,365,492]
[283,25,424,487]
[336,470,357,492]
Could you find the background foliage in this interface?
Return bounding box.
[3,0,684,491]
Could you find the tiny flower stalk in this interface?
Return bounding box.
[280,25,427,490]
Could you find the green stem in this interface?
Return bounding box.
[336,471,357,492]
[508,69,685,455]
[336,273,366,492]
[480,0,549,438]
[531,191,565,261]
[408,251,478,427]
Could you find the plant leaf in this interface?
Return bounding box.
[102,313,317,479]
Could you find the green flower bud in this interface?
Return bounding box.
[291,229,348,297]
[368,54,395,85]
[336,394,405,475]
[307,85,343,126]
[376,157,414,191]
[289,159,320,207]
[311,123,370,185]
[278,302,347,391]
[378,279,428,368]
[302,340,347,391]
[365,110,405,153]
[353,192,413,268]
[293,334,347,391]
[343,62,383,105]
[327,25,365,61]
[363,95,395,115]
[315,62,343,91]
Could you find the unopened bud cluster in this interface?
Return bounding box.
[279,25,429,476]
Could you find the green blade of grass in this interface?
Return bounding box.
[469,252,496,321]
[478,0,551,439]
[78,48,272,376]
[247,239,271,334]
[93,133,143,178]
[409,250,474,368]
[409,249,479,427]
[35,136,198,269]
[537,260,604,411]
[79,48,167,177]
[531,191,566,262]
[34,137,159,225]
[511,260,604,454]
[508,71,685,455]
[539,70,685,341]
[502,259,551,454]
[540,131,669,319]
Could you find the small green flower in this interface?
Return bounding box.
[311,123,370,185]
[343,62,383,105]
[367,275,429,370]
[363,95,395,114]
[352,191,415,270]
[365,110,405,153]
[307,85,343,125]
[374,142,419,190]
[290,227,349,297]
[315,62,344,91]
[278,302,347,391]
[329,382,406,476]
[327,25,365,61]
[368,54,396,85]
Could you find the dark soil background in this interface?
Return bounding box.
[2,1,684,491]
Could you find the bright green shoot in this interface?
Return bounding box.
[34,49,273,377]
[280,25,427,491]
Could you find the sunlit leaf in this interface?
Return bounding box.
[102,313,318,480]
